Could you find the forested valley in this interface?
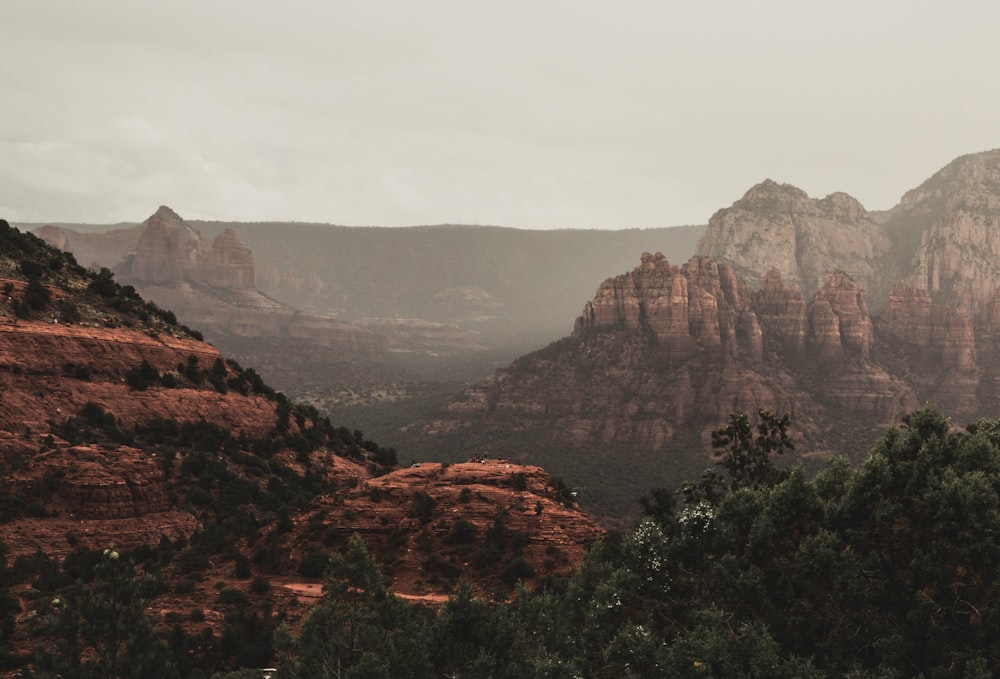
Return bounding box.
[7,406,1000,678]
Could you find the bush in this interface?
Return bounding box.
[298,549,328,579]
[408,491,437,524]
[125,360,159,391]
[501,556,535,585]
[445,519,478,545]
[217,587,249,607]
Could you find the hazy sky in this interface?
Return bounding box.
[3,1,998,228]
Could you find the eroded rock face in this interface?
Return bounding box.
[889,152,1000,317]
[127,206,203,284]
[877,283,978,415]
[437,254,916,455]
[37,208,391,358]
[291,460,604,596]
[755,269,807,357]
[698,180,893,301]
[198,228,256,289]
[809,272,873,363]
[0,319,278,436]
[575,254,762,363]
[692,150,1000,422]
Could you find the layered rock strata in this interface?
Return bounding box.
[439,254,917,453]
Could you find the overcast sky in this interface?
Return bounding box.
[2,1,998,228]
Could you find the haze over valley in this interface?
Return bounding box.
[7,1,1000,675]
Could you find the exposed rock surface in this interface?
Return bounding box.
[290,460,604,596]
[885,151,1000,316]
[698,180,893,301]
[0,318,276,435]
[430,254,918,464]
[693,149,1000,422]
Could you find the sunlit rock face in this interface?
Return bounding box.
[698,180,892,302]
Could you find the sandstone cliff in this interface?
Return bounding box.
[694,150,1000,422]
[431,254,918,463]
[697,180,893,302]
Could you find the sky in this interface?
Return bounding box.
[2,1,999,229]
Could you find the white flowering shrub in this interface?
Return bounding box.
[678,500,715,537]
[625,518,670,587]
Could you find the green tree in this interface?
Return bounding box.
[283,536,432,679]
[713,410,793,489]
[35,548,179,679]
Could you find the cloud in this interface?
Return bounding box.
[2,1,1000,226]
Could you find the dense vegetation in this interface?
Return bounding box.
[7,406,1000,677]
[262,407,1000,677]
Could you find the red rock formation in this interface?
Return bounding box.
[755,269,807,357]
[698,180,892,301]
[290,460,604,597]
[432,254,919,459]
[197,228,256,289]
[809,272,873,363]
[575,253,763,363]
[877,283,978,415]
[127,206,203,283]
[0,319,277,435]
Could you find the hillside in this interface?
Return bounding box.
[31,215,704,435]
[0,220,603,675]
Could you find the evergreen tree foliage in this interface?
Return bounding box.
[273,406,1000,678]
[35,548,179,679]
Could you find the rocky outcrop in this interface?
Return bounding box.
[876,283,978,414]
[126,206,203,283]
[36,208,391,358]
[885,152,1000,318]
[0,319,278,436]
[692,150,1000,421]
[809,272,873,363]
[698,180,893,301]
[197,228,256,289]
[292,460,604,596]
[435,254,917,457]
[754,270,807,357]
[575,253,762,363]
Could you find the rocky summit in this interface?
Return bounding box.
[412,149,1000,520]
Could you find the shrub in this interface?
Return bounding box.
[298,549,328,578]
[408,491,437,524]
[510,472,527,491]
[501,556,535,585]
[445,519,478,545]
[218,587,249,607]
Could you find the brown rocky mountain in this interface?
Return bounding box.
[406,149,1000,521]
[0,221,602,672]
[37,207,393,354]
[31,214,703,450]
[697,179,894,303]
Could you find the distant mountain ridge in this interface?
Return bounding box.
[407,149,1000,520]
[32,215,704,414]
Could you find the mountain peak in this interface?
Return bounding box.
[735,179,811,210]
[148,205,184,223]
